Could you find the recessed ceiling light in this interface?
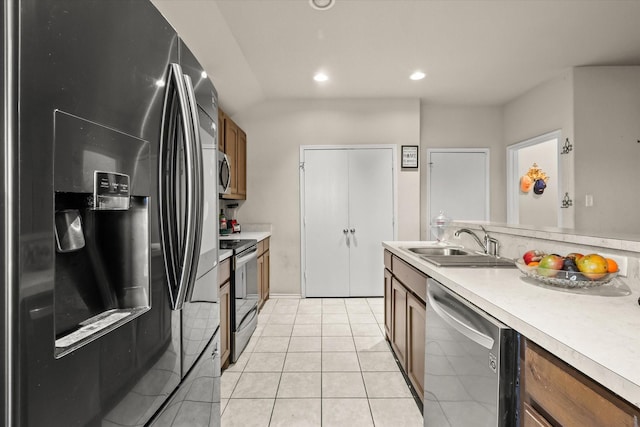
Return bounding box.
[309,0,335,11]
[410,71,426,81]
[314,72,329,82]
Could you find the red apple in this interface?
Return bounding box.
[523,250,544,265]
[538,254,564,276]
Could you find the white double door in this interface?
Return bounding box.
[302,147,394,297]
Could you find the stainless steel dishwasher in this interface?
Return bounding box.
[424,279,517,427]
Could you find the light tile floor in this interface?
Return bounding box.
[221,297,424,427]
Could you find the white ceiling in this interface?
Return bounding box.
[152,0,640,116]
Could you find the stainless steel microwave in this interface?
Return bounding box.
[218,150,231,194]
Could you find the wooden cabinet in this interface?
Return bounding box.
[383,267,392,337]
[406,292,426,399]
[520,338,640,427]
[237,128,246,198]
[218,258,231,369]
[257,237,270,310]
[219,108,247,200]
[384,249,427,401]
[390,278,407,369]
[522,402,552,427]
[218,109,225,151]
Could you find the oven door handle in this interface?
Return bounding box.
[234,246,257,269]
[427,287,494,350]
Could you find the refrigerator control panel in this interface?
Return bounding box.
[94,171,130,210]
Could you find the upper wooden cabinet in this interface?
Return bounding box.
[237,128,247,198]
[218,109,225,152]
[219,107,247,200]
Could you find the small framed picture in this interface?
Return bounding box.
[401,145,419,168]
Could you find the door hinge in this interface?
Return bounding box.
[299,161,305,171]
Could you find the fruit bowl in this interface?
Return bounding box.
[515,259,618,288]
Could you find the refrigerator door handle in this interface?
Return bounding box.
[159,63,182,308]
[172,70,198,311]
[181,74,204,303]
[159,63,197,310]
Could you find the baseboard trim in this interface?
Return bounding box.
[269,293,302,299]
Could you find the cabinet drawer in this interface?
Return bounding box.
[218,258,231,286]
[523,340,640,427]
[391,255,427,303]
[384,250,392,270]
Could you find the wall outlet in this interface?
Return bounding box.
[598,252,627,277]
[585,194,593,207]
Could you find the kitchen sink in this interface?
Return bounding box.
[406,247,470,256]
[421,254,516,268]
[402,245,515,268]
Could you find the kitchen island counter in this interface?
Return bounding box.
[384,241,640,408]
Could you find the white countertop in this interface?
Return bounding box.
[219,249,232,262]
[384,241,640,407]
[219,231,271,242]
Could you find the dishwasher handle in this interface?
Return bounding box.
[427,283,494,350]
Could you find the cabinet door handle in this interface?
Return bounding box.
[350,228,355,233]
[343,229,348,234]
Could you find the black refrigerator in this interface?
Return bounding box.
[1,1,221,426]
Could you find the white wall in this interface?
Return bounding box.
[503,69,574,228]
[233,99,421,295]
[419,104,504,239]
[517,140,559,227]
[573,66,640,234]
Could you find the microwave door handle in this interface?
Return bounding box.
[181,74,204,304]
[223,155,231,193]
[159,63,185,309]
[427,287,494,350]
[220,154,231,194]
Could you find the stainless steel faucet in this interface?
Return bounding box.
[454,226,500,256]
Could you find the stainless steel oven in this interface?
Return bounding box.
[424,279,517,427]
[220,239,258,362]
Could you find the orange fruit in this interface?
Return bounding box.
[527,261,539,267]
[576,254,608,280]
[606,258,618,273]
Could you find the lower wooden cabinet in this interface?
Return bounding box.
[218,257,231,369]
[383,268,392,338]
[219,282,231,369]
[521,338,640,427]
[384,249,427,401]
[406,291,426,398]
[257,237,270,310]
[390,278,407,370]
[522,402,552,427]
